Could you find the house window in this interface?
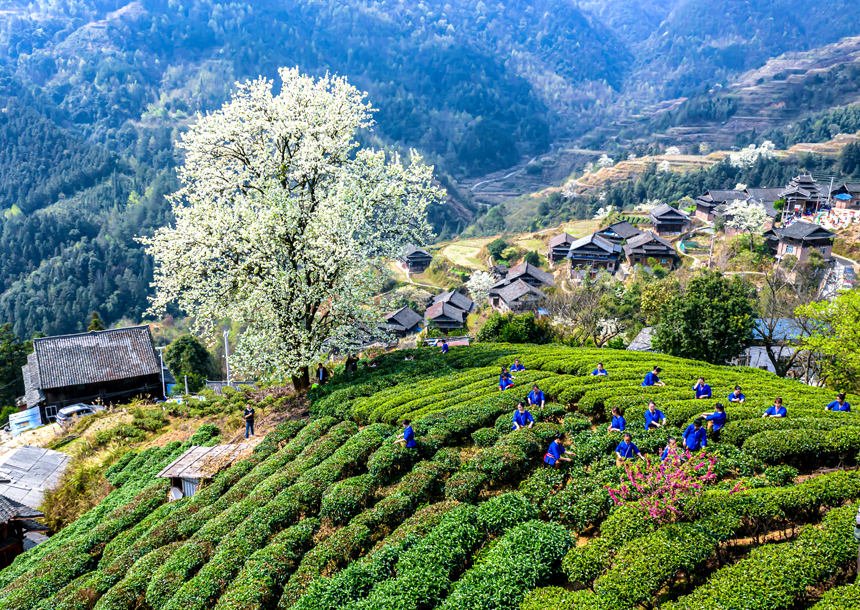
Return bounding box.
[44,405,58,421]
[785,246,794,254]
[660,259,667,264]
[820,247,828,254]
[734,354,750,367]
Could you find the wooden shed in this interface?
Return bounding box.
[156,443,252,498]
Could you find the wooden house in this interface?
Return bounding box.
[489,262,555,307]
[694,190,746,221]
[21,326,164,422]
[398,245,433,274]
[424,302,466,331]
[490,280,546,313]
[546,233,576,264]
[379,306,423,337]
[830,183,860,210]
[156,443,253,499]
[566,234,622,279]
[0,493,47,569]
[622,231,680,269]
[763,221,835,263]
[432,291,475,314]
[778,175,823,215]
[648,204,691,235]
[593,221,643,245]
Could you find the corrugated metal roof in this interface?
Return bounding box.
[156,443,253,479]
[32,326,160,389]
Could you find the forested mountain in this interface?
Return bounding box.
[1,0,860,339]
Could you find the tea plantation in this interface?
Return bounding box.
[2,344,859,610]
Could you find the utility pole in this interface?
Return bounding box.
[223,329,231,387]
[184,375,189,396]
[156,347,167,399]
[707,231,715,269]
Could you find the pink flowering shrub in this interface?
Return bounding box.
[606,452,724,523]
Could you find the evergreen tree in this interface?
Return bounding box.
[163,334,218,393]
[87,312,105,332]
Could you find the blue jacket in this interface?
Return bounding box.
[528,390,545,405]
[616,441,640,459]
[683,424,707,451]
[661,445,678,461]
[694,383,712,399]
[499,375,513,389]
[826,400,851,412]
[544,441,566,465]
[592,368,609,376]
[403,426,417,448]
[705,411,727,431]
[644,409,666,429]
[610,415,626,431]
[510,363,526,372]
[513,410,534,429]
[765,405,787,417]
[642,371,660,386]
[728,392,745,402]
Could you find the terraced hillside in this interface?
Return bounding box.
[3,344,860,610]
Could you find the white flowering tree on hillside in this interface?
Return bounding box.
[141,68,444,388]
[664,146,681,156]
[726,199,769,253]
[466,271,494,305]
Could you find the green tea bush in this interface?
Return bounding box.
[445,471,488,503]
[520,587,578,610]
[440,520,573,610]
[475,492,538,535]
[809,583,860,610]
[472,427,501,447]
[664,504,859,610]
[320,474,375,525]
[743,428,860,466]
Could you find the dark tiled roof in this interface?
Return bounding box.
[625,231,674,250]
[425,302,465,323]
[548,233,575,248]
[506,262,556,287]
[772,221,835,240]
[567,233,621,255]
[496,280,546,304]
[649,203,689,220]
[433,291,474,313]
[31,326,160,390]
[602,221,643,240]
[702,190,746,203]
[385,306,423,330]
[402,244,432,259]
[0,494,44,525]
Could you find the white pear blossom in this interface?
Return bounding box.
[734,183,748,191]
[628,153,638,161]
[729,140,776,168]
[140,68,444,386]
[635,199,662,212]
[726,199,769,252]
[597,154,614,168]
[465,271,495,304]
[664,146,681,156]
[593,205,613,220]
[562,178,578,199]
[658,160,671,172]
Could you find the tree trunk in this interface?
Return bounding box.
[292,366,311,391]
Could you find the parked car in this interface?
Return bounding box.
[55,403,105,424]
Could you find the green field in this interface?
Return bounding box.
[3,344,859,610]
[440,238,493,270]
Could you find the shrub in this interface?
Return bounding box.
[809,583,860,610]
[319,475,375,525]
[440,520,573,610]
[445,471,488,503]
[520,587,578,610]
[475,492,538,535]
[472,427,501,447]
[663,504,859,610]
[743,428,860,466]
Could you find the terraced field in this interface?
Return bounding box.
[3,344,859,610]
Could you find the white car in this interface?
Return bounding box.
[55,403,105,424]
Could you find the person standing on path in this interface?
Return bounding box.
[243,404,255,439]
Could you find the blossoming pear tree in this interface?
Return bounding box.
[141,68,445,388]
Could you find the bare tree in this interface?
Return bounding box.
[756,269,818,378]
[544,285,624,347]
